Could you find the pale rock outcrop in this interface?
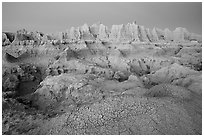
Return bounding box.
[145,28,154,42]
[112,22,141,43]
[90,22,101,37]
[98,24,109,41]
[90,22,109,41]
[117,24,134,43]
[107,49,130,72]
[151,27,159,42]
[128,74,144,87]
[80,24,95,41]
[164,28,173,41]
[130,23,140,42]
[173,27,190,42]
[155,28,165,41]
[183,28,191,40]
[69,27,81,41]
[138,25,149,42]
[109,24,123,42]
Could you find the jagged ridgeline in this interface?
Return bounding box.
[2,22,202,47]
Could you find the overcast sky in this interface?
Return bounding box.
[2,2,202,35]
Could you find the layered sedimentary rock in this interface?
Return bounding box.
[164,28,173,41]
[98,24,109,41]
[2,22,201,46]
[145,28,154,42]
[2,21,202,135]
[156,28,165,41]
[109,24,123,42]
[138,25,150,42]
[117,23,140,43]
[173,27,190,42]
[80,24,95,41]
[151,27,159,42]
[90,22,100,36]
[117,24,132,43]
[68,27,81,41]
[90,22,109,41]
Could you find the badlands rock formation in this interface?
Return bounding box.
[2,22,202,135]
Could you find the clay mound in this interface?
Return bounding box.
[144,83,192,99]
[30,73,102,111]
[172,73,202,95]
[145,63,199,84]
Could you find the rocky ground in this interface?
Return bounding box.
[2,22,202,135]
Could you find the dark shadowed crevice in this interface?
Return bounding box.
[4,32,15,43]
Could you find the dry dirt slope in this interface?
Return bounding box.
[2,22,202,135]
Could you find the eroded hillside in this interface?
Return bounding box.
[2,22,202,135]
